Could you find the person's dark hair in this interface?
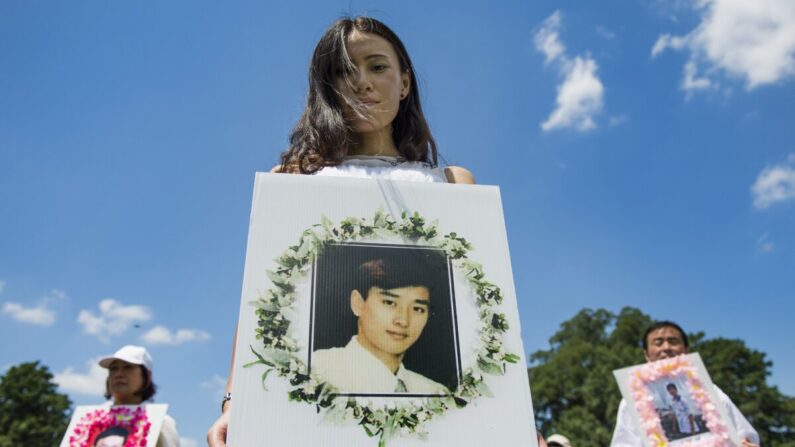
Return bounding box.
[278,16,438,174]
[548,443,564,447]
[94,426,129,445]
[352,249,447,302]
[104,365,157,402]
[667,382,678,391]
[642,320,689,350]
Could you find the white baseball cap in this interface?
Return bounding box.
[98,345,153,372]
[547,434,573,447]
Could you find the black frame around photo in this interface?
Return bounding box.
[308,242,462,396]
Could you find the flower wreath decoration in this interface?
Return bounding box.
[629,355,732,447]
[246,209,520,446]
[68,406,151,447]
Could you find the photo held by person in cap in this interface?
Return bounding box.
[609,321,760,447]
[99,345,182,447]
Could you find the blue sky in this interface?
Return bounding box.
[2,1,794,444]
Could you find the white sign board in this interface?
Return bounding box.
[613,353,741,447]
[60,403,168,447]
[229,174,537,447]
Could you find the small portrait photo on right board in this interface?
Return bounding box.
[647,376,710,441]
[309,242,461,397]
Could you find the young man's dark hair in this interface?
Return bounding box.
[93,426,129,446]
[642,320,689,350]
[352,248,447,302]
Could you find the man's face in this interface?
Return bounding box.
[667,385,679,397]
[644,326,688,362]
[352,286,430,359]
[96,435,125,447]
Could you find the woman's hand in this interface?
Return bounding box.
[741,438,759,447]
[207,411,229,447]
[444,166,475,184]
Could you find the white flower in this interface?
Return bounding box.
[386,401,396,411]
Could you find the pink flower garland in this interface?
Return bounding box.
[628,356,732,447]
[68,406,152,447]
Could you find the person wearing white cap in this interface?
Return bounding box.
[99,345,181,447]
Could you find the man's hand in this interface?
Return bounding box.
[741,437,759,447]
[207,411,229,447]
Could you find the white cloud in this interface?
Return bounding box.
[200,374,228,400]
[534,11,566,64]
[535,11,606,132]
[141,325,210,346]
[652,0,795,92]
[608,115,628,127]
[78,299,152,342]
[1,289,66,327]
[596,26,616,40]
[54,358,107,396]
[682,60,713,94]
[751,154,795,209]
[2,302,56,326]
[541,57,605,132]
[756,233,775,253]
[180,438,199,447]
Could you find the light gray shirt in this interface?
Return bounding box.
[312,336,447,394]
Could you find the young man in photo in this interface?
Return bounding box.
[311,254,448,394]
[610,321,760,447]
[666,383,695,435]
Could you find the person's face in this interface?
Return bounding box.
[107,360,145,404]
[95,435,125,447]
[644,326,688,362]
[334,30,410,136]
[667,386,679,397]
[352,286,430,358]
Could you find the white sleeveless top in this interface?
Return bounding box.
[313,155,447,183]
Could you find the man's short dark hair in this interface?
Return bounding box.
[642,321,689,350]
[94,426,129,446]
[349,248,447,301]
[667,382,678,391]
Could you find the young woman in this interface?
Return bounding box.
[207,16,475,446]
[99,345,181,447]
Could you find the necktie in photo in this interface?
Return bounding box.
[395,378,407,393]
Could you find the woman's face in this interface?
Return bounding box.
[107,360,145,404]
[335,30,410,137]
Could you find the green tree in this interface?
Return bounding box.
[0,361,72,447]
[529,307,795,447]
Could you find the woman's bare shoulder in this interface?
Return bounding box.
[444,166,476,184]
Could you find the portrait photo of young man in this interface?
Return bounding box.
[93,426,129,447]
[310,243,460,395]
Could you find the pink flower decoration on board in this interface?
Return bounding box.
[628,356,732,447]
[68,406,152,447]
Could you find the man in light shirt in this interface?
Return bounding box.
[311,251,448,395]
[610,321,760,447]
